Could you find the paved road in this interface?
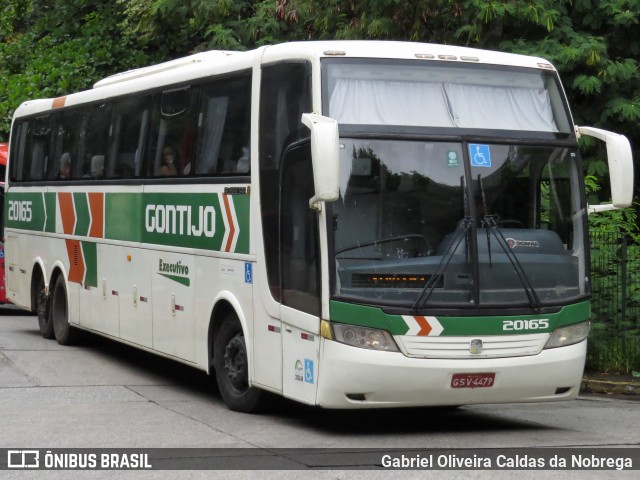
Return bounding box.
[1,305,638,479]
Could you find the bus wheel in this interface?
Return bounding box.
[214,313,266,413]
[51,276,78,346]
[35,275,54,339]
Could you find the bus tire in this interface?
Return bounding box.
[35,275,54,339]
[214,313,266,413]
[51,275,78,346]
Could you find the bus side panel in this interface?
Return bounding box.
[86,243,120,338]
[5,233,52,309]
[5,233,26,304]
[281,310,320,405]
[118,245,153,349]
[151,250,195,361]
[194,256,255,370]
[0,241,7,304]
[250,273,283,393]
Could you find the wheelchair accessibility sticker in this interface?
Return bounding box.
[304,359,314,384]
[469,144,492,168]
[295,359,315,384]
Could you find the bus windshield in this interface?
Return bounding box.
[329,138,587,309]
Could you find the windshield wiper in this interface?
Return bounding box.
[411,216,472,311]
[413,176,472,311]
[477,174,542,311]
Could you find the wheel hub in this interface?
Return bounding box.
[223,335,248,392]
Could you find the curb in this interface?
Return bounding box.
[581,377,640,396]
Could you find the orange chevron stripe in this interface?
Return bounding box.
[414,316,433,336]
[88,192,104,238]
[58,192,76,235]
[65,240,85,284]
[222,194,235,253]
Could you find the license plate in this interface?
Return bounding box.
[451,372,495,389]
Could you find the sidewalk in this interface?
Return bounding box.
[581,372,640,396]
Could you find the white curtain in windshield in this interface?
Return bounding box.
[329,78,558,132]
[329,79,454,127]
[445,84,557,131]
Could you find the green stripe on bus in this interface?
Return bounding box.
[6,190,250,254]
[73,193,90,236]
[233,195,250,254]
[45,192,56,233]
[105,193,142,242]
[159,273,191,287]
[4,192,47,232]
[142,193,249,253]
[81,241,98,288]
[329,300,590,336]
[329,301,410,335]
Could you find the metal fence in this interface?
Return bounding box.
[590,232,640,328]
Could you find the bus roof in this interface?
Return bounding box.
[12,41,556,120]
[259,40,553,69]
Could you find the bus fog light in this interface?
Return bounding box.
[544,321,590,349]
[332,323,399,352]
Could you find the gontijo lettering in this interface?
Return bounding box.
[145,204,216,237]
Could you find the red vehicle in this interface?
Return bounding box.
[0,142,7,304]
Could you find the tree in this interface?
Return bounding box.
[0,1,149,138]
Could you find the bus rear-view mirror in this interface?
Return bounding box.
[301,113,340,209]
[576,126,634,213]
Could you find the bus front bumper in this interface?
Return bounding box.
[316,339,587,408]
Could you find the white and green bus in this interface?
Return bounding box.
[5,41,634,412]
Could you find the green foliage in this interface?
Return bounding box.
[588,204,640,374]
[590,205,639,239]
[0,1,150,138]
[587,324,640,374]
[572,75,602,95]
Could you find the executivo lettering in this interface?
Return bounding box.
[159,259,189,276]
[158,259,190,287]
[145,204,216,237]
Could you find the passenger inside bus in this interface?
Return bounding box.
[159,146,179,176]
[220,141,249,174]
[58,153,71,180]
[91,155,104,179]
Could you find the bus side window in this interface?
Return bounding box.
[48,111,80,181]
[108,96,150,179]
[9,121,29,182]
[259,61,312,303]
[195,73,251,176]
[280,142,320,316]
[28,116,52,181]
[80,103,111,179]
[149,86,199,177]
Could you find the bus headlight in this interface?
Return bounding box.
[331,323,399,352]
[544,321,590,349]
